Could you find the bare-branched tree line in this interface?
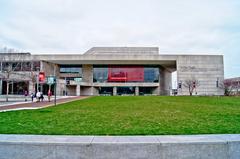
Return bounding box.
[219,80,240,96]
[0,47,37,101]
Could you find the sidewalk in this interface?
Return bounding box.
[0,96,90,112]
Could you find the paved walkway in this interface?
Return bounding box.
[0,96,90,112]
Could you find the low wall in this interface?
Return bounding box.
[0,134,239,159]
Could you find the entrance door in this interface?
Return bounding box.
[99,87,113,96]
[117,87,135,96]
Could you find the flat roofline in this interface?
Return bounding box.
[30,53,223,56]
[160,53,224,56]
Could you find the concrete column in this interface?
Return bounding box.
[159,67,172,95]
[82,65,93,83]
[113,87,117,96]
[28,81,35,94]
[92,87,99,96]
[0,79,2,95]
[76,85,81,96]
[135,86,139,96]
[153,86,160,95]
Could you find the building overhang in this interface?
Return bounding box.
[34,54,177,72]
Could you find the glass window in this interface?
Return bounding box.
[22,62,32,71]
[144,67,159,82]
[108,66,144,82]
[60,65,82,74]
[2,62,11,71]
[99,87,113,95]
[93,67,108,82]
[117,87,135,95]
[93,65,159,83]
[139,87,154,95]
[32,61,40,71]
[12,62,22,71]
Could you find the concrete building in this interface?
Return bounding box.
[0,47,224,96]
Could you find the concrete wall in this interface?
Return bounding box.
[0,51,225,96]
[0,134,239,159]
[82,65,93,83]
[66,85,76,96]
[80,86,93,96]
[177,55,224,96]
[159,67,172,95]
[41,61,59,77]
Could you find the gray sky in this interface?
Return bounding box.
[0,0,240,78]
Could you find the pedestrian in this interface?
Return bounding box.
[30,92,34,102]
[24,90,28,102]
[48,89,52,102]
[40,92,44,102]
[36,91,41,102]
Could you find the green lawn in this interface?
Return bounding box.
[0,96,240,135]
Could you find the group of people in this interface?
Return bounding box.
[28,90,52,102]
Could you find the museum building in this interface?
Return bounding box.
[0,47,224,96]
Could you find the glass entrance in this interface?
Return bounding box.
[117,87,135,95]
[99,87,113,96]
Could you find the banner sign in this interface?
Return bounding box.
[108,66,144,82]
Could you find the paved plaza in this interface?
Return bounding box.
[0,96,89,112]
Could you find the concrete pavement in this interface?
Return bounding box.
[0,96,90,112]
[0,134,239,159]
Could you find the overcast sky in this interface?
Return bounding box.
[0,0,239,78]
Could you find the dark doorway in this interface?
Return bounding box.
[117,87,135,95]
[99,87,113,96]
[139,87,154,95]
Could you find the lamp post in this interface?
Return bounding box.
[54,64,57,106]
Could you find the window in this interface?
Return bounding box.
[108,66,144,82]
[144,67,159,82]
[93,67,108,82]
[93,65,159,83]
[12,62,22,71]
[32,61,40,71]
[22,62,32,71]
[2,62,11,71]
[60,65,82,74]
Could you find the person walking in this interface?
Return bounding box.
[40,92,44,102]
[36,91,41,102]
[48,89,52,102]
[30,92,34,102]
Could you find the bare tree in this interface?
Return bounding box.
[0,46,24,53]
[220,80,240,96]
[220,81,234,96]
[183,79,200,96]
[28,68,38,94]
[0,53,30,101]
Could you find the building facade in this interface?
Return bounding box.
[0,47,224,96]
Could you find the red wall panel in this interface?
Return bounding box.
[108,66,144,82]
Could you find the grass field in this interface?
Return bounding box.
[0,96,240,135]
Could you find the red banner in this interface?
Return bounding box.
[39,72,45,83]
[108,66,144,82]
